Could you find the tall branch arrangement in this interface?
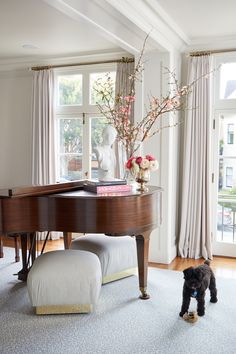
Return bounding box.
[94,36,200,158]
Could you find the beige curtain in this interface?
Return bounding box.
[178,55,212,259]
[114,60,135,178]
[32,69,58,240]
[32,69,56,185]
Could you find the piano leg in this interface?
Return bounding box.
[14,235,20,262]
[136,231,151,300]
[18,232,36,281]
[63,232,72,249]
[0,235,3,258]
[18,233,28,281]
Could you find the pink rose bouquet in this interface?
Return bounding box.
[126,154,159,175]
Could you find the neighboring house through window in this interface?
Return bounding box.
[227,123,234,144]
[226,167,233,187]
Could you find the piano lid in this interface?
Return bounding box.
[0,180,84,198]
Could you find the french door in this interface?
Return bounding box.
[212,110,236,257]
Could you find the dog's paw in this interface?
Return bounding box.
[179,312,184,317]
[210,297,218,303]
[197,310,205,316]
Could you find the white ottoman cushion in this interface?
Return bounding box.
[71,234,137,284]
[27,250,102,314]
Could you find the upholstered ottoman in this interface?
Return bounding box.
[27,250,102,315]
[70,234,137,284]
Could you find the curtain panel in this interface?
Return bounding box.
[32,69,56,185]
[178,55,212,259]
[32,69,58,240]
[114,60,135,179]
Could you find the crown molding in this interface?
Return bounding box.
[105,0,189,52]
[0,49,129,72]
[44,0,148,54]
[187,34,236,52]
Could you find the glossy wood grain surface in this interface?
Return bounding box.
[0,183,162,298]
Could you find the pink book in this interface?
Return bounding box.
[84,184,132,194]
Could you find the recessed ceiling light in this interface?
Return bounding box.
[22,44,39,50]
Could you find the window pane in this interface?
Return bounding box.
[60,155,83,181]
[217,113,236,244]
[227,124,234,144]
[90,117,109,179]
[220,63,236,99]
[90,72,116,105]
[59,118,82,154]
[218,113,236,190]
[59,118,83,181]
[58,75,82,106]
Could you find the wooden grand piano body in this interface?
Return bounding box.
[0,181,162,299]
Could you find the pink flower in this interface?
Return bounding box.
[145,154,155,161]
[135,156,143,165]
[126,156,135,169]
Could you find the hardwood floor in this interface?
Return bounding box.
[2,236,236,279]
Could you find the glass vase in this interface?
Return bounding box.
[135,169,150,192]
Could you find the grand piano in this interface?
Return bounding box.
[0,181,162,299]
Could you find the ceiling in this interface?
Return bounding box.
[156,0,236,42]
[1,0,236,61]
[0,0,121,59]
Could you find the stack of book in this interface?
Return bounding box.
[83,178,132,194]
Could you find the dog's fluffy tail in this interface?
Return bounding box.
[204,259,211,266]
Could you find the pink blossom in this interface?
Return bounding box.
[124,95,135,102]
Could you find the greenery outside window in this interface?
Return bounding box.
[55,66,116,181]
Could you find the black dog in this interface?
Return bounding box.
[179,260,218,317]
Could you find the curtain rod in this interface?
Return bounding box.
[31,57,134,71]
[189,48,236,57]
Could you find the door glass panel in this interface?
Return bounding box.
[90,117,108,179]
[217,113,236,243]
[59,118,83,181]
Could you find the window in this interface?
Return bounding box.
[226,167,233,187]
[227,124,234,144]
[55,66,116,181]
[213,55,236,246]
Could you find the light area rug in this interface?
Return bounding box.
[0,247,236,354]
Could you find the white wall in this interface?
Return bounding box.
[0,71,33,187]
[135,49,182,263]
